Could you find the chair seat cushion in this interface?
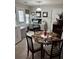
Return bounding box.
[33,42,41,50]
[44,45,60,56]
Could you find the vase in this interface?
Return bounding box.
[44,30,47,36]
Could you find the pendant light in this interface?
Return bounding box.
[36,8,41,11]
[36,1,42,11]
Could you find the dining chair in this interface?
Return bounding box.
[43,39,63,59]
[25,34,41,59]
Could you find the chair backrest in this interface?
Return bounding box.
[25,34,34,50]
[51,40,63,56]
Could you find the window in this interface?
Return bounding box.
[25,14,29,24]
[15,9,30,25]
[25,9,30,24]
[18,11,24,22]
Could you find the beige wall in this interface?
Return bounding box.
[30,4,63,32]
[15,3,30,11]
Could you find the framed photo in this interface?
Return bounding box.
[43,12,48,17]
[31,12,36,16]
[36,11,41,17]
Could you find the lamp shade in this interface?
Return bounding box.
[36,8,42,11]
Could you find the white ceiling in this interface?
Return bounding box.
[15,0,63,6]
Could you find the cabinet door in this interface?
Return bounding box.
[15,26,21,44]
[21,28,26,39]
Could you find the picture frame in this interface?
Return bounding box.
[43,12,48,17]
[31,12,36,16]
[36,11,41,17]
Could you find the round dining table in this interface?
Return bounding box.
[26,31,61,59]
[32,31,60,44]
[29,31,60,59]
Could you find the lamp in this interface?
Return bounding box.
[36,1,42,11]
[36,8,41,11]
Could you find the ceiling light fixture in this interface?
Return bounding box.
[36,1,42,12]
